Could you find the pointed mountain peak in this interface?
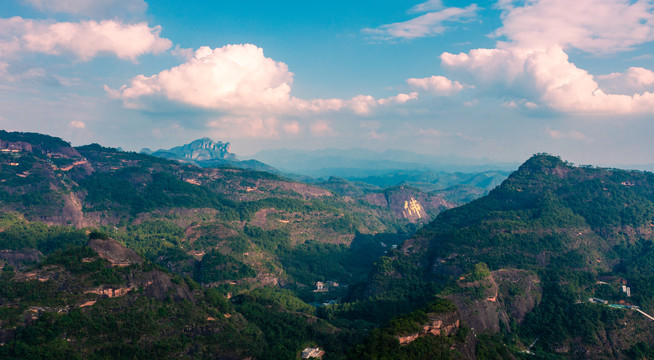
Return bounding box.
[147,138,236,162]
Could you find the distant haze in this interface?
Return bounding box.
[3,1,654,167]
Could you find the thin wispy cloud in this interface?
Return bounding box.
[547,129,589,142]
[363,4,479,41]
[409,0,444,13]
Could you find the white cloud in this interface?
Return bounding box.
[109,44,295,111]
[495,0,654,55]
[109,44,419,117]
[367,129,387,140]
[283,121,301,135]
[363,4,478,41]
[0,17,171,61]
[418,128,446,137]
[547,129,588,141]
[207,115,281,139]
[171,45,194,61]
[442,45,654,114]
[433,0,654,115]
[597,67,654,94]
[503,99,538,109]
[377,92,419,106]
[310,120,336,137]
[407,75,463,95]
[24,0,148,19]
[69,120,86,129]
[348,92,418,114]
[503,100,519,109]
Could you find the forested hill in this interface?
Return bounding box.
[3,130,653,358]
[414,153,654,266]
[0,130,477,359]
[356,154,654,358]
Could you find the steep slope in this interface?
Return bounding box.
[0,232,367,359]
[317,178,480,224]
[361,154,654,358]
[0,131,464,305]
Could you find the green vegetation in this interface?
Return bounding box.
[466,262,491,282]
[198,250,255,283]
[78,170,236,216]
[0,130,70,152]
[119,220,184,256]
[0,213,87,254]
[3,133,654,359]
[347,299,464,360]
[234,287,362,359]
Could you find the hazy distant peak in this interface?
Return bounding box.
[145,138,236,162]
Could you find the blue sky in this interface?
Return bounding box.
[2,0,654,167]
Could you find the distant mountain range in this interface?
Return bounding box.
[142,139,514,194]
[250,147,519,177]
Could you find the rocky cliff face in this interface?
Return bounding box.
[397,311,461,345]
[0,249,42,269]
[384,186,455,223]
[88,238,143,267]
[147,138,236,162]
[444,269,542,334]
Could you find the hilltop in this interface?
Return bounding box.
[353,154,654,358]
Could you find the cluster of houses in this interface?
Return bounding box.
[314,281,339,292]
[1,148,21,167]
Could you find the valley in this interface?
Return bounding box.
[0,132,652,359]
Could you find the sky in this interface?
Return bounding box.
[2,0,654,167]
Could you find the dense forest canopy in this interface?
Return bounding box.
[0,132,652,359]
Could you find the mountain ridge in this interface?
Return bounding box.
[356,153,654,358]
[142,137,278,173]
[3,132,652,358]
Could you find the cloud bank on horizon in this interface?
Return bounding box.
[1,0,654,166]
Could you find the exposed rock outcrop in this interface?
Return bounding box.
[397,311,461,345]
[148,138,236,162]
[88,238,143,267]
[446,269,541,334]
[85,286,135,298]
[0,249,43,268]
